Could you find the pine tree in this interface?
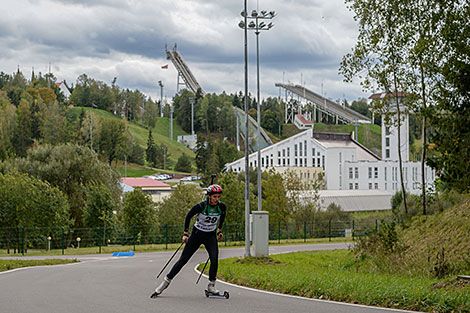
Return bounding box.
[145,129,156,167]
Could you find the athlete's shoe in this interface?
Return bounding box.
[207,280,219,294]
[150,276,171,298]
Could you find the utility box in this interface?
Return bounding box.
[252,211,269,258]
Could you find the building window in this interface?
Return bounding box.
[299,142,302,157]
[295,159,298,166]
[339,152,342,163]
[374,183,378,189]
[313,158,316,167]
[386,127,390,135]
[287,147,290,157]
[304,140,307,156]
[282,149,285,157]
[355,183,359,190]
[283,159,285,166]
[369,183,372,190]
[368,167,372,179]
[386,137,390,147]
[355,167,359,179]
[374,167,378,178]
[262,158,264,167]
[385,182,387,190]
[300,158,303,166]
[322,156,325,169]
[385,167,387,181]
[278,158,281,165]
[312,148,315,157]
[349,167,353,179]
[287,159,290,166]
[349,183,353,190]
[294,144,297,157]
[271,158,273,167]
[386,149,390,158]
[304,158,307,167]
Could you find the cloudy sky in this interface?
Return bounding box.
[1,0,367,103]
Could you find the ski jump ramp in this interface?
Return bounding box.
[276,83,371,124]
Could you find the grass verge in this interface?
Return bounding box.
[213,250,470,313]
[0,259,79,272]
[0,237,351,257]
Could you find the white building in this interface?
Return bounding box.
[225,128,434,196]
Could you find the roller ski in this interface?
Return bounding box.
[204,280,229,299]
[204,289,229,299]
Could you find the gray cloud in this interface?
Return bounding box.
[0,0,367,102]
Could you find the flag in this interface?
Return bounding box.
[161,64,168,69]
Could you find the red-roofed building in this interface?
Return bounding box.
[55,81,71,100]
[120,177,172,202]
[294,114,314,130]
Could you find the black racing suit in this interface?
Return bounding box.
[166,200,226,282]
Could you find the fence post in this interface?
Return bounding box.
[304,221,307,243]
[278,221,281,244]
[352,220,355,240]
[98,226,102,254]
[328,220,331,242]
[133,225,136,251]
[61,228,64,255]
[21,227,25,256]
[224,223,227,246]
[165,224,168,250]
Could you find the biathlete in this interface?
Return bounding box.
[151,184,226,298]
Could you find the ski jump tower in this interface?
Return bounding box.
[166,44,206,96]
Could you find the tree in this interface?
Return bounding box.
[340,0,412,214]
[99,118,127,165]
[146,129,157,167]
[121,189,157,240]
[13,98,33,157]
[0,97,17,160]
[0,172,70,229]
[0,144,121,228]
[175,153,192,173]
[262,171,290,223]
[218,172,247,224]
[156,184,202,225]
[428,1,470,192]
[84,183,118,231]
[37,101,67,145]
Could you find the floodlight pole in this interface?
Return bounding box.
[243,0,251,258]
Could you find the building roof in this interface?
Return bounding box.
[313,132,380,161]
[120,177,171,188]
[369,92,407,99]
[295,114,313,124]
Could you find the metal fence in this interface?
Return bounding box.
[0,219,385,255]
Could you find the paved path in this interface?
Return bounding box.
[0,243,415,313]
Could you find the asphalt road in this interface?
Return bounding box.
[0,243,416,313]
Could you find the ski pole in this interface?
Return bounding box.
[156,242,184,279]
[196,256,210,285]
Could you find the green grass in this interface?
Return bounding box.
[213,250,470,313]
[112,160,192,177]
[0,259,79,272]
[0,237,351,258]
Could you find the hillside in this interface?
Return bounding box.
[68,107,195,164]
[400,197,470,276]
